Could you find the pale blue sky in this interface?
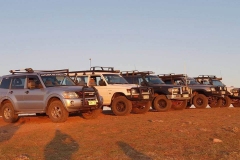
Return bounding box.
[1,1,240,87]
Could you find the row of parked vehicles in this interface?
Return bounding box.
[0,66,239,123]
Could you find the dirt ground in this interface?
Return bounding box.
[0,106,240,160]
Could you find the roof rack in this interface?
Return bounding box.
[158,73,187,79]
[9,68,34,74]
[9,68,69,74]
[120,70,155,76]
[67,66,120,76]
[34,69,69,73]
[196,75,222,80]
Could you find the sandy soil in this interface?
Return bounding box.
[0,106,240,160]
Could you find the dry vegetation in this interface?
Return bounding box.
[0,106,240,160]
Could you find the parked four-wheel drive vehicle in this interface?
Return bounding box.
[121,71,192,111]
[67,66,154,116]
[158,74,229,108]
[0,68,103,123]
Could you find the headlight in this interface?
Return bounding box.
[62,92,79,99]
[224,87,227,91]
[168,88,179,92]
[231,89,239,93]
[131,89,139,94]
[210,87,216,91]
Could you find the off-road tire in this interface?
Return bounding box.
[193,94,208,109]
[171,100,187,110]
[152,95,172,112]
[82,109,102,119]
[2,102,19,123]
[132,101,151,114]
[220,96,231,107]
[111,96,132,116]
[209,99,221,108]
[48,100,69,123]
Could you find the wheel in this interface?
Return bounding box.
[152,95,172,112]
[111,96,132,116]
[82,109,102,119]
[193,94,208,109]
[209,99,221,108]
[220,96,231,107]
[2,102,18,123]
[132,101,151,114]
[48,100,69,123]
[171,100,187,110]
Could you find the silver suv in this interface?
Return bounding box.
[0,68,103,123]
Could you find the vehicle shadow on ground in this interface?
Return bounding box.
[0,121,24,143]
[117,141,153,160]
[44,129,79,160]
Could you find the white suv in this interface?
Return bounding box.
[67,66,154,116]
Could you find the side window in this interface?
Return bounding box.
[95,76,106,86]
[0,77,12,89]
[76,76,88,86]
[89,76,98,86]
[164,80,172,84]
[27,76,42,89]
[11,76,26,89]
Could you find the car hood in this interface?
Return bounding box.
[45,86,95,92]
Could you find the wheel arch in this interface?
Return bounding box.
[0,99,14,116]
[110,92,126,105]
[45,97,62,115]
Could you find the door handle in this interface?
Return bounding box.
[9,91,13,94]
[25,91,29,94]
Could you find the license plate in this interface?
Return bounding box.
[234,93,238,96]
[221,91,225,94]
[143,95,149,99]
[88,100,97,105]
[183,94,189,98]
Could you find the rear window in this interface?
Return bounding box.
[0,77,12,89]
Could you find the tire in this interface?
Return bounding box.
[220,96,231,107]
[132,101,151,114]
[82,109,102,119]
[193,94,208,109]
[209,99,221,108]
[48,100,69,123]
[111,96,132,116]
[153,95,172,112]
[2,102,19,123]
[171,100,187,110]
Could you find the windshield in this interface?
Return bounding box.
[212,80,225,86]
[40,74,76,87]
[145,75,165,84]
[103,74,129,84]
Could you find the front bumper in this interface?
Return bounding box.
[166,93,191,100]
[63,98,102,112]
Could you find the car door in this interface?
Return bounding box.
[22,75,45,111]
[9,76,26,110]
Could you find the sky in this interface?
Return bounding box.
[1,0,240,87]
